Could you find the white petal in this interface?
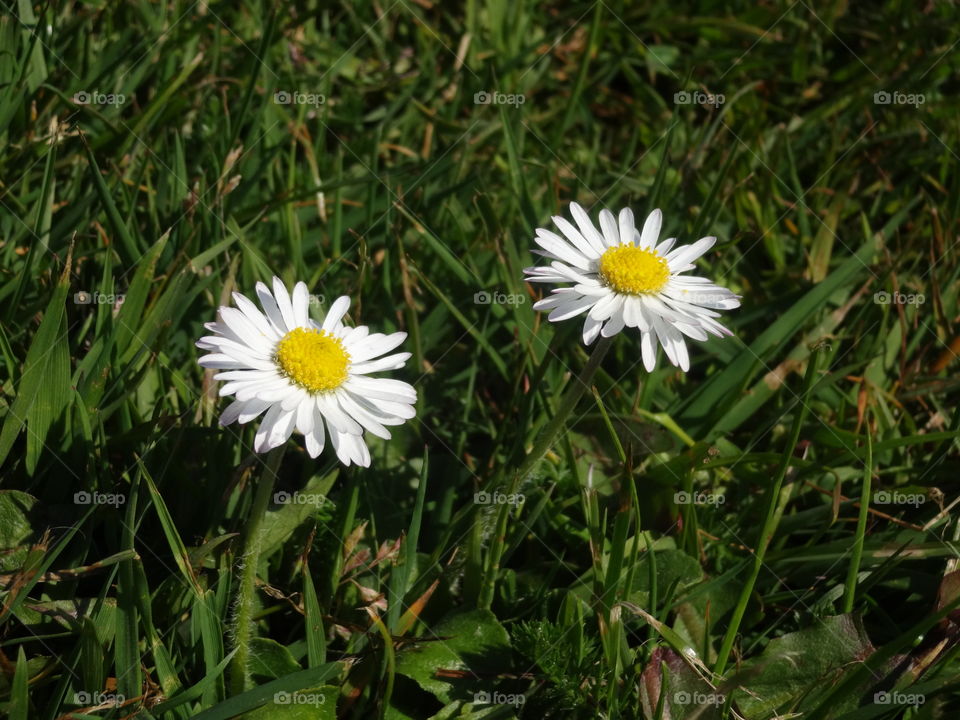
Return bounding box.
[236,378,288,402]
[573,283,609,297]
[305,412,327,457]
[547,295,596,322]
[233,292,280,341]
[269,408,297,448]
[256,385,299,404]
[201,334,271,360]
[600,307,625,337]
[343,376,416,404]
[337,392,392,439]
[549,261,601,285]
[524,267,573,283]
[652,317,678,367]
[640,330,657,371]
[338,325,364,344]
[534,229,593,270]
[666,237,716,270]
[254,403,283,453]
[356,436,371,466]
[635,300,652,332]
[214,370,279,382]
[199,353,274,371]
[322,296,351,332]
[272,277,297,332]
[237,397,272,424]
[345,331,407,362]
[622,296,640,327]
[581,315,602,345]
[349,392,416,422]
[296,396,315,435]
[219,307,275,356]
[533,291,570,310]
[282,387,308,412]
[598,209,620,247]
[197,353,239,369]
[330,429,367,467]
[350,352,411,374]
[638,209,662,249]
[654,237,676,255]
[256,282,288,335]
[673,321,709,342]
[292,282,311,328]
[341,432,371,467]
[220,379,270,398]
[588,292,623,322]
[568,203,607,255]
[618,208,635,250]
[667,322,690,371]
[642,294,698,325]
[316,393,363,435]
[219,399,247,426]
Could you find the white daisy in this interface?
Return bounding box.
[197,277,416,467]
[524,203,740,371]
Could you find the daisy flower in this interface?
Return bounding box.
[197,278,416,467]
[524,203,740,371]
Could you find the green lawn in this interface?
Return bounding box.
[1,1,959,718]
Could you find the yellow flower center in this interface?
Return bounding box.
[598,245,670,295]
[274,327,351,393]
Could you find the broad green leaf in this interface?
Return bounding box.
[730,614,875,717]
[0,490,35,568]
[396,609,512,704]
[248,638,302,682]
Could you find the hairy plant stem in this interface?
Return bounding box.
[230,445,284,695]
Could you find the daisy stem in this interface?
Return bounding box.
[476,336,612,610]
[230,445,285,695]
[713,348,820,677]
[516,335,614,483]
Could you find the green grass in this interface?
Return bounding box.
[1,1,959,718]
